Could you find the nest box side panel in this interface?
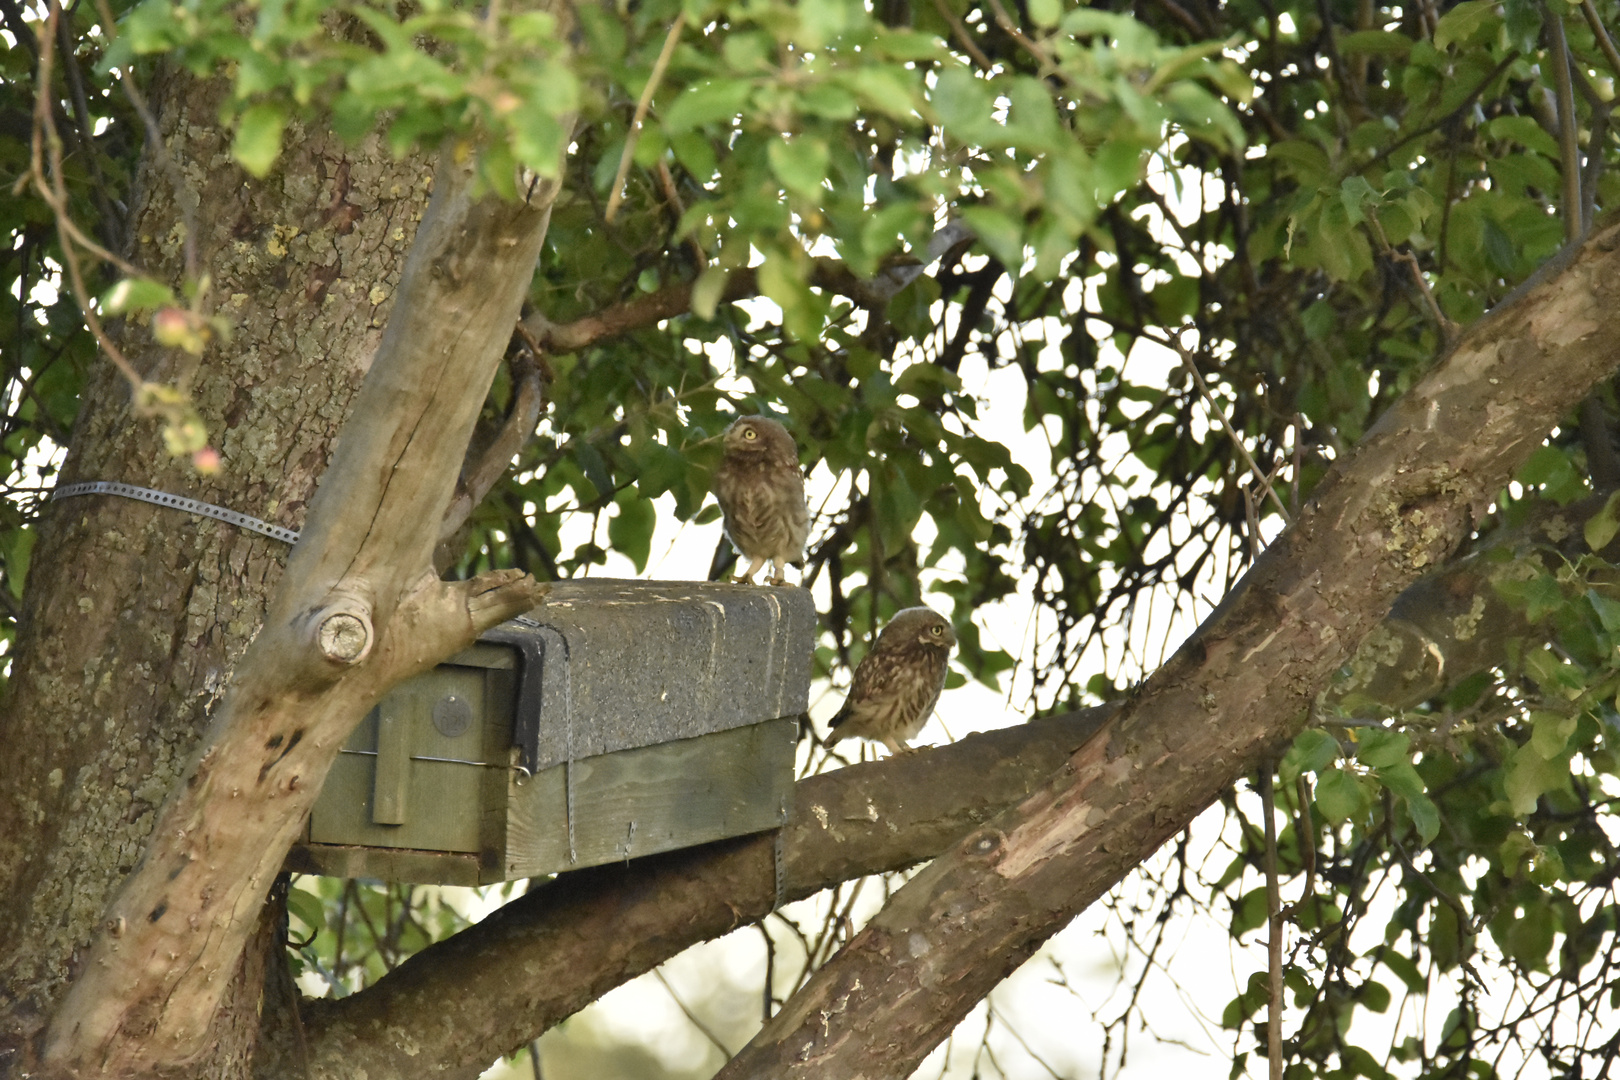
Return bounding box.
[500,716,798,879]
[307,662,513,854]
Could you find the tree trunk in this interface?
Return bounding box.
[0,64,435,1074]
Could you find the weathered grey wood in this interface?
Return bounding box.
[520,582,815,770]
[502,717,797,880]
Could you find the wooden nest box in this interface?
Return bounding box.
[288,580,814,885]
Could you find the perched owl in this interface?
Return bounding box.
[826,606,957,756]
[712,415,809,586]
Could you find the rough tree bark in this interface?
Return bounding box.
[3,18,566,1076]
[0,66,438,1076]
[38,144,554,1076]
[712,221,1620,1080]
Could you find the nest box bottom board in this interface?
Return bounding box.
[290,716,798,885]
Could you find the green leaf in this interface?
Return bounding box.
[634,439,688,500]
[286,886,326,932]
[607,493,657,573]
[1503,908,1555,969]
[4,526,34,600]
[1588,589,1620,633]
[663,78,753,134]
[511,106,565,177]
[960,206,1024,270]
[875,28,946,61]
[931,66,999,144]
[1316,768,1368,822]
[1230,886,1269,936]
[1584,491,1620,552]
[691,267,729,321]
[1530,846,1566,886]
[1338,175,1379,227]
[1504,743,1568,815]
[1356,728,1410,769]
[1379,949,1426,993]
[1433,0,1498,48]
[1281,728,1339,780]
[1027,0,1061,27]
[233,103,287,178]
[1529,710,1577,760]
[1378,763,1440,844]
[767,136,829,200]
[101,278,176,315]
[1518,574,1567,625]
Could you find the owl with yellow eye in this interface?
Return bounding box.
[712,415,809,586]
[826,607,957,756]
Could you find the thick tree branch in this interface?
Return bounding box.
[713,222,1620,1079]
[38,146,562,1077]
[264,708,1113,1080]
[1326,490,1620,714]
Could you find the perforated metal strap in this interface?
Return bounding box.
[50,481,300,545]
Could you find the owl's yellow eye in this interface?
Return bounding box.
[743,427,758,440]
[930,625,944,636]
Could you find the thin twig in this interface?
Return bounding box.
[53,8,121,251]
[930,0,994,70]
[1366,212,1458,343]
[1580,107,1609,235]
[604,13,685,224]
[986,0,1054,72]
[1580,0,1620,81]
[986,998,1064,1079]
[759,922,776,1023]
[1170,335,1292,524]
[1362,51,1518,173]
[653,968,734,1060]
[1580,398,1620,491]
[655,158,707,265]
[93,0,199,280]
[1259,765,1284,1080]
[1542,6,1584,245]
[28,0,144,393]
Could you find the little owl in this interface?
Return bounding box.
[826,606,957,756]
[712,415,809,586]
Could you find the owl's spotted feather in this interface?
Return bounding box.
[827,607,956,756]
[713,415,809,586]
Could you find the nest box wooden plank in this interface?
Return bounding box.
[287,580,814,885]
